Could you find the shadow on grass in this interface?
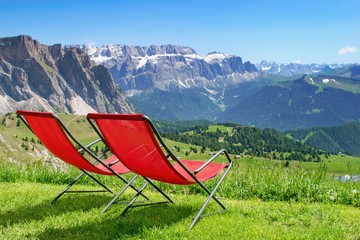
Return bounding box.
[0,194,115,227]
[35,204,194,239]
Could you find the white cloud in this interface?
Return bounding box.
[294,59,302,64]
[337,46,357,55]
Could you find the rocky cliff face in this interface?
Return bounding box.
[0,35,134,114]
[75,44,259,93]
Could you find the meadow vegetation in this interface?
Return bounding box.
[0,113,359,239]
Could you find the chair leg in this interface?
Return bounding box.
[118,177,174,218]
[50,171,86,205]
[101,175,138,213]
[83,171,114,194]
[143,177,174,204]
[188,165,232,230]
[51,170,114,205]
[119,181,149,217]
[51,169,150,213]
[115,174,149,200]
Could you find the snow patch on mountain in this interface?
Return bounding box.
[322,78,340,84]
[78,44,259,94]
[204,52,227,62]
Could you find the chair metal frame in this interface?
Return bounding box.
[87,113,233,230]
[17,110,148,213]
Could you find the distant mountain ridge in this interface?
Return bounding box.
[257,60,352,77]
[218,75,360,130]
[0,35,134,114]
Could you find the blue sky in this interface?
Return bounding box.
[1,0,359,64]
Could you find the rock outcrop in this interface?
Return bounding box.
[0,35,134,114]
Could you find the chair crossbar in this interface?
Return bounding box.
[62,190,108,193]
[119,180,174,218]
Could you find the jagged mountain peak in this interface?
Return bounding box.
[78,44,259,93]
[256,60,353,76]
[68,44,197,62]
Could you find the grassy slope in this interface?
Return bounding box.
[2,113,360,176]
[303,155,360,176]
[304,75,360,94]
[0,182,359,240]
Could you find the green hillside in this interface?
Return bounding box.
[1,112,360,178]
[218,76,360,130]
[303,75,360,93]
[286,121,360,156]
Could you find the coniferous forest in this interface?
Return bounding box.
[286,122,360,156]
[162,123,323,162]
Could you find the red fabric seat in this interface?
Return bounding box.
[87,113,227,185]
[17,110,130,175]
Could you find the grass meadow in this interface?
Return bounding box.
[0,113,359,239]
[0,180,359,239]
[0,155,359,239]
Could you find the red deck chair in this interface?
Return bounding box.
[16,110,148,213]
[87,113,233,230]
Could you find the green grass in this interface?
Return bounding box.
[206,125,233,133]
[1,156,359,207]
[0,182,359,239]
[1,113,360,238]
[303,154,360,176]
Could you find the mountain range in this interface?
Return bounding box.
[76,44,259,91]
[1,35,359,131]
[82,43,359,130]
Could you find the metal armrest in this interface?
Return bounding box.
[193,149,232,175]
[78,138,102,153]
